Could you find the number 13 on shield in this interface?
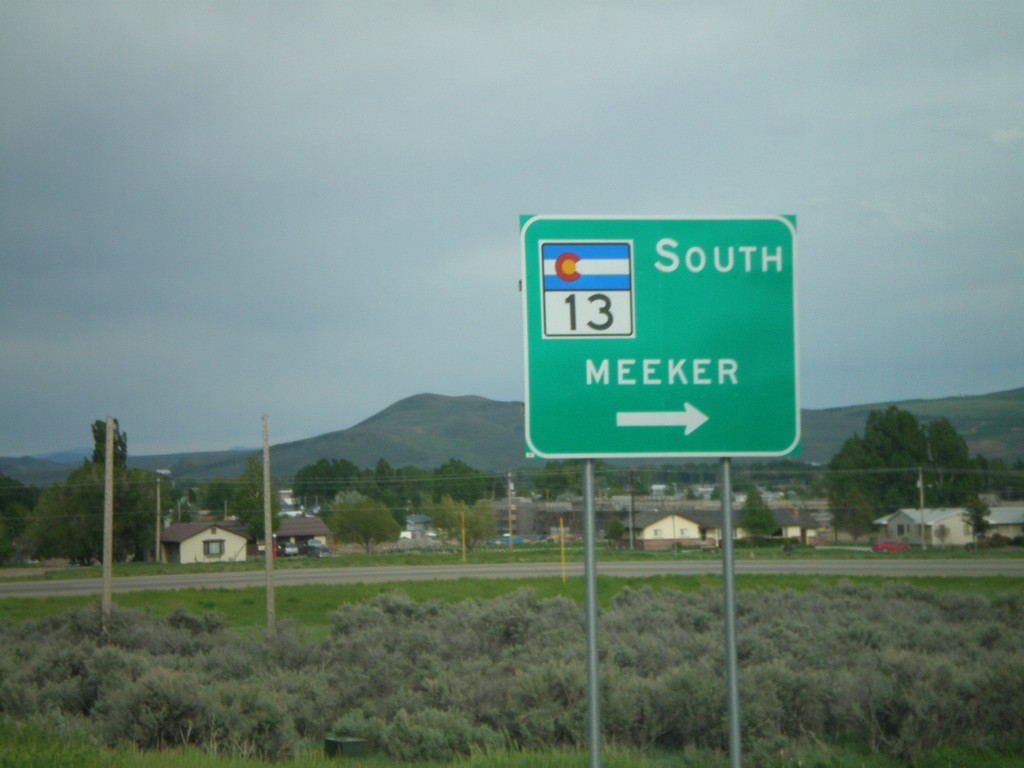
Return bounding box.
[540,241,635,338]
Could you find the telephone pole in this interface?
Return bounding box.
[507,471,515,549]
[628,470,636,549]
[918,467,927,550]
[101,417,114,622]
[154,476,162,563]
[263,415,276,634]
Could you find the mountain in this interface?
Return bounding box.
[127,394,527,480]
[799,388,1024,463]
[3,388,1021,486]
[0,455,83,487]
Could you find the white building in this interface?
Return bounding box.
[874,508,973,546]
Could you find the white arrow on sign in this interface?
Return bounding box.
[616,403,709,435]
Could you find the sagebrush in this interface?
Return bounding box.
[1,584,1022,761]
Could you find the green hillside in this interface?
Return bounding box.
[126,394,527,480]
[4,388,1021,485]
[800,388,1024,463]
[267,394,526,477]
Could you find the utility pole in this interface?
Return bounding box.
[102,417,114,623]
[918,466,927,550]
[628,470,635,550]
[263,415,276,635]
[155,476,162,563]
[461,508,467,562]
[507,471,515,550]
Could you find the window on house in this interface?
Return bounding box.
[653,528,663,537]
[896,524,905,535]
[204,539,225,556]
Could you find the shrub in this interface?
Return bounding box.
[381,707,502,762]
[96,667,210,750]
[209,681,297,759]
[2,583,1024,762]
[508,660,587,748]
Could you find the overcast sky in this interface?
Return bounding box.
[2,1,1022,458]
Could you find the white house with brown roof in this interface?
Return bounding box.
[275,515,333,547]
[160,522,248,564]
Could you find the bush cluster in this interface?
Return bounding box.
[1,585,1022,761]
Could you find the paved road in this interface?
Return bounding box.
[1,559,1021,598]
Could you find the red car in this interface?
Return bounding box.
[872,541,911,553]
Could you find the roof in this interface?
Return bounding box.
[770,507,820,528]
[632,510,709,529]
[886,508,968,527]
[406,514,433,525]
[987,506,1024,525]
[277,515,332,538]
[161,521,247,544]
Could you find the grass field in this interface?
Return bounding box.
[3,710,1023,768]
[3,539,1020,584]
[2,571,1023,634]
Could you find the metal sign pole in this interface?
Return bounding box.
[720,457,742,767]
[582,459,602,768]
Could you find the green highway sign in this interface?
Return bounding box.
[521,215,799,459]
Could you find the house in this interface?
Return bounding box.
[986,506,1024,540]
[874,508,973,546]
[401,514,434,540]
[160,522,249,564]
[631,506,824,550]
[275,515,333,548]
[632,511,712,550]
[769,507,825,545]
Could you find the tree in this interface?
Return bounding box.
[976,457,1024,501]
[925,418,979,504]
[740,487,777,539]
[231,455,279,541]
[0,472,39,564]
[292,458,360,507]
[962,497,991,545]
[431,495,496,551]
[357,458,431,525]
[466,499,498,549]
[331,498,400,553]
[532,461,572,499]
[91,418,127,469]
[830,486,876,541]
[432,459,493,505]
[827,406,976,520]
[606,516,625,548]
[199,478,235,517]
[26,463,159,564]
[530,460,610,499]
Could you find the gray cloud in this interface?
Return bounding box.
[1,1,1022,456]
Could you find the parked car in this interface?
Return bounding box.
[872,541,911,553]
[302,540,330,558]
[276,541,300,557]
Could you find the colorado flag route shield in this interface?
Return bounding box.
[542,242,631,291]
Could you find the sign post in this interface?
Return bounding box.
[522,215,798,768]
